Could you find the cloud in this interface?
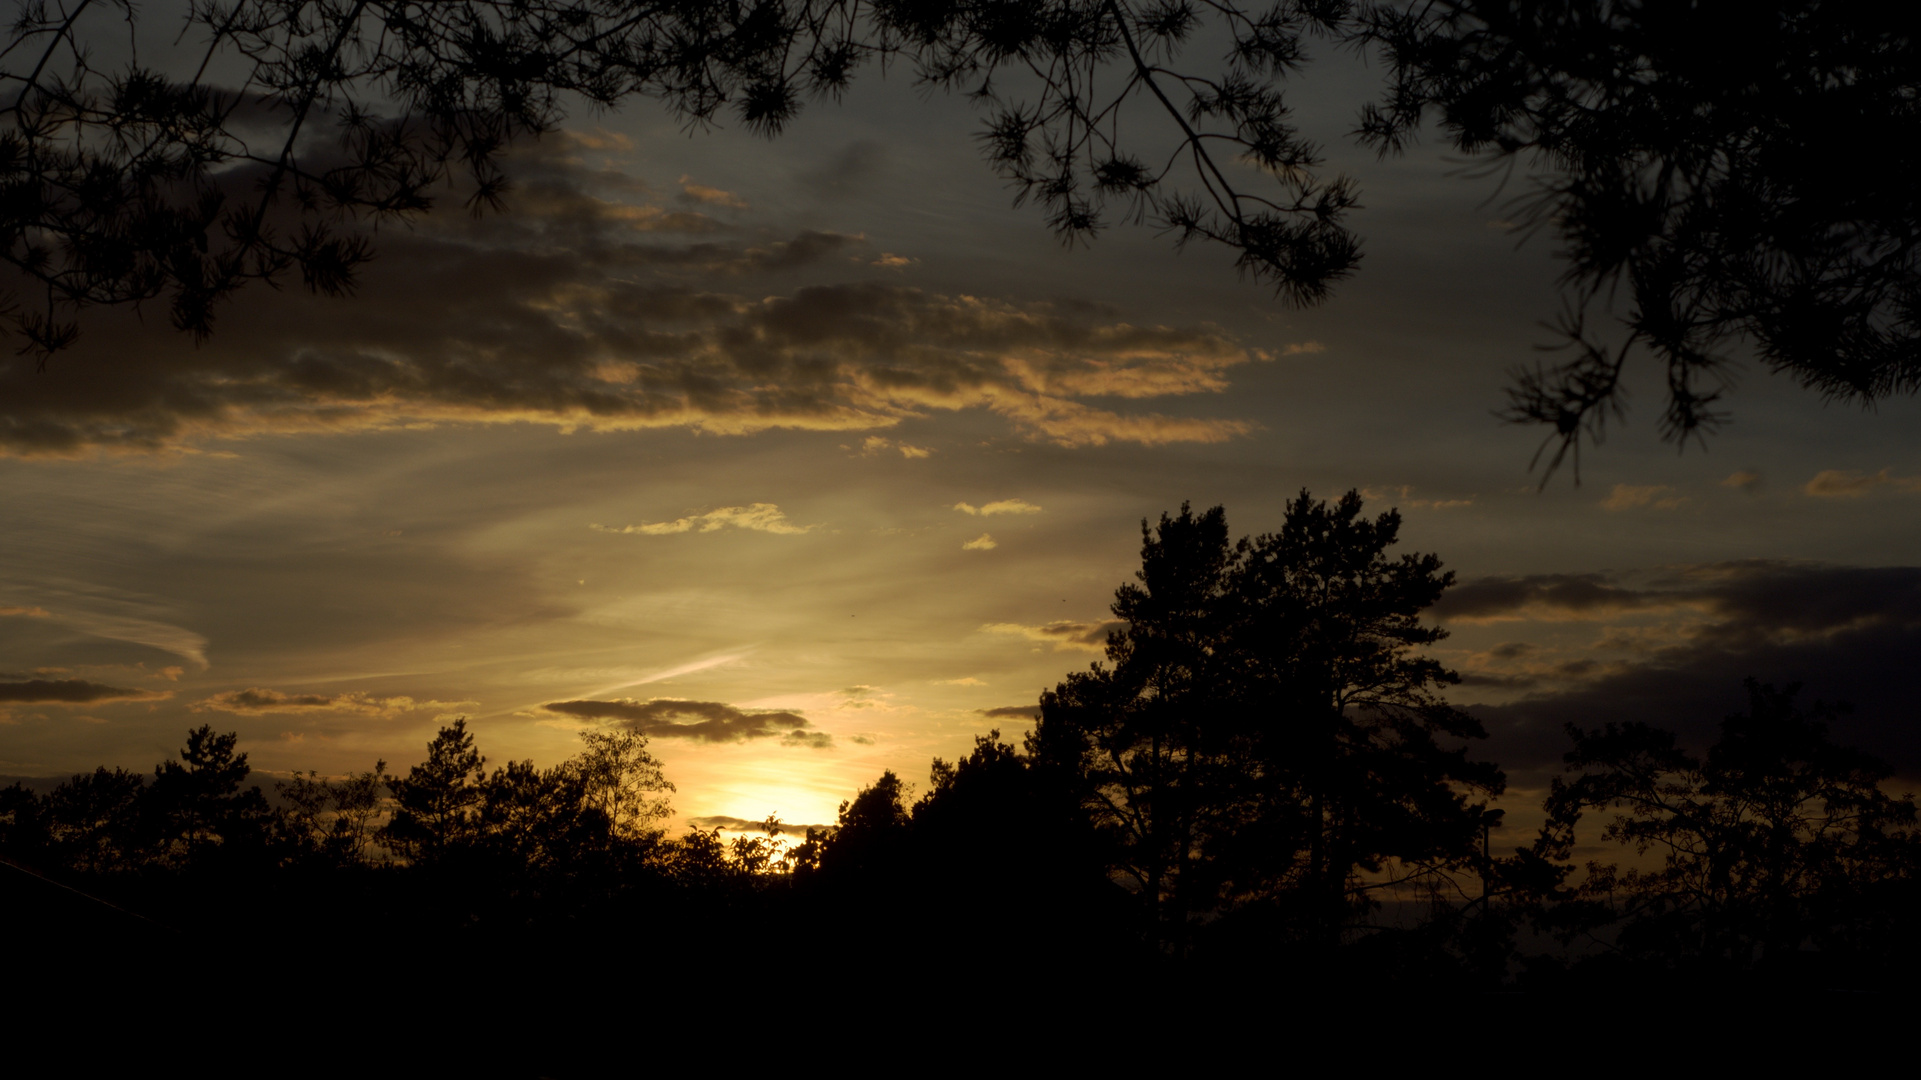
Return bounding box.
[937,677,985,686]
[953,499,1042,516]
[1432,574,1661,624]
[1803,468,1921,497]
[962,533,998,551]
[857,435,932,458]
[0,606,50,617]
[979,704,1041,719]
[591,503,815,536]
[1601,484,1687,511]
[1278,341,1325,356]
[982,619,1124,651]
[196,688,474,715]
[684,814,833,836]
[1456,562,1921,776]
[1,134,1263,458]
[1360,485,1473,510]
[677,175,748,209]
[837,685,886,710]
[7,581,211,668]
[1722,470,1763,493]
[0,679,169,704]
[540,697,830,746]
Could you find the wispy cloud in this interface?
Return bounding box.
[1804,468,1921,497]
[677,174,748,209]
[962,533,998,551]
[1722,470,1763,493]
[856,435,932,458]
[1601,484,1687,511]
[1360,485,1473,510]
[591,503,816,536]
[11,582,211,668]
[574,652,752,700]
[953,499,1042,516]
[0,605,50,618]
[982,619,1123,651]
[196,688,475,715]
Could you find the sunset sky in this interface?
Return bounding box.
[5,42,1920,837]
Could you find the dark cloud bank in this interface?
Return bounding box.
[542,698,831,748]
[1,134,1257,457]
[684,814,834,836]
[0,679,168,704]
[1450,562,1921,778]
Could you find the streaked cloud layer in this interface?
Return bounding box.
[2,140,1263,459]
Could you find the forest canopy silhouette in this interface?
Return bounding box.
[6,490,1917,1027]
[3,1,1917,466]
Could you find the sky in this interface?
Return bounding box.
[5,23,1921,838]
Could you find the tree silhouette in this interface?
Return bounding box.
[43,766,149,873]
[1233,489,1502,946]
[1356,1,1921,472]
[147,724,272,866]
[573,728,673,843]
[1032,491,1502,954]
[381,716,486,862]
[10,3,1913,461]
[1031,503,1249,954]
[816,768,911,880]
[0,0,1358,360]
[1535,680,1921,982]
[278,760,389,867]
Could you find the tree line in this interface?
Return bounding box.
[4,491,1918,1009]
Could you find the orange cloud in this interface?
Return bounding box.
[1601,484,1687,511]
[1804,468,1921,497]
[591,504,816,536]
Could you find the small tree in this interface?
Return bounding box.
[148,725,272,866]
[279,761,389,867]
[1538,680,1921,977]
[573,729,674,843]
[814,771,912,881]
[382,718,486,864]
[43,767,150,874]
